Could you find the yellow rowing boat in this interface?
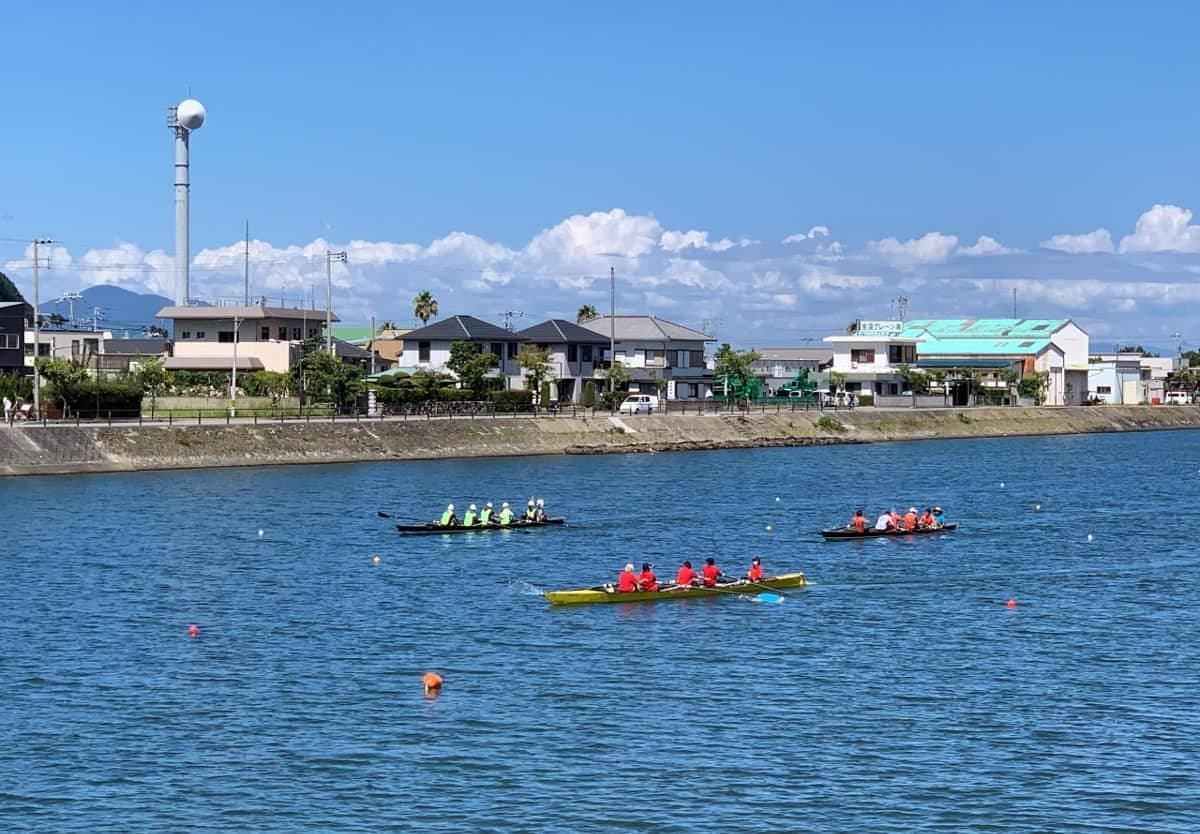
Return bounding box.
[544,572,807,605]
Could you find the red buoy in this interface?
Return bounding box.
[1006,599,1016,609]
[188,624,199,638]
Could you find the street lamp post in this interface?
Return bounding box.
[326,250,347,354]
[230,314,241,417]
[31,238,54,419]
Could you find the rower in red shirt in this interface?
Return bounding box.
[849,509,867,532]
[617,563,638,592]
[676,560,699,587]
[747,556,764,582]
[903,507,918,531]
[637,562,658,592]
[702,557,723,587]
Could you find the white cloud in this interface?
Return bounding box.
[660,229,735,252]
[1118,204,1200,253]
[782,225,830,244]
[867,232,958,265]
[957,235,1018,256]
[1040,228,1115,254]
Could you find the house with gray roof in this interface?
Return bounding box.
[517,319,610,402]
[578,315,715,400]
[397,315,526,383]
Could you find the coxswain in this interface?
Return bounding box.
[463,504,478,526]
[524,499,537,522]
[676,560,699,587]
[498,501,514,526]
[932,506,945,526]
[480,501,495,525]
[617,563,638,592]
[438,503,459,527]
[747,556,764,582]
[903,507,918,531]
[637,562,658,592]
[875,510,894,531]
[702,557,723,587]
[849,509,868,532]
[533,498,547,523]
[919,507,936,528]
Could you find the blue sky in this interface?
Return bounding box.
[3,1,1200,348]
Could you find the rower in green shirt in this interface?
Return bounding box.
[479,502,494,525]
[498,502,514,526]
[524,499,537,522]
[463,504,478,526]
[438,503,459,527]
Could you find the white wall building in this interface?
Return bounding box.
[156,303,337,373]
[397,315,526,383]
[579,315,714,399]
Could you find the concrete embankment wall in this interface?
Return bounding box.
[2,406,1199,476]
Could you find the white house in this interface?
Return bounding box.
[156,302,338,373]
[516,319,610,402]
[823,320,920,396]
[1087,352,1177,404]
[397,315,526,383]
[578,315,715,400]
[24,326,112,367]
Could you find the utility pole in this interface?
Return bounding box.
[502,311,524,331]
[244,220,250,306]
[609,266,616,398]
[370,315,376,376]
[1012,287,1017,318]
[325,250,347,354]
[61,291,82,326]
[31,237,54,419]
[230,314,241,417]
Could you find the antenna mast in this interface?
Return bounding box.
[502,310,524,331]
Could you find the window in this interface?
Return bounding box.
[71,340,81,356]
[24,344,33,356]
[887,345,915,364]
[261,327,270,340]
[292,327,301,340]
[38,343,50,356]
[195,331,206,339]
[491,342,502,357]
[615,350,626,362]
[418,341,431,362]
[218,331,235,343]
[676,350,689,368]
[581,345,593,362]
[1032,324,1050,331]
[83,339,99,354]
[278,326,287,340]
[507,342,519,359]
[1019,340,1036,348]
[567,344,578,362]
[689,350,704,367]
[308,328,317,339]
[851,348,876,364]
[181,331,191,340]
[0,334,17,350]
[1097,386,1112,394]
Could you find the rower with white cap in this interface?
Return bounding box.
[498,501,514,526]
[438,503,459,527]
[479,501,495,525]
[617,562,638,592]
[533,498,547,522]
[524,498,537,522]
[463,503,479,526]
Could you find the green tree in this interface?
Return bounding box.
[713,343,762,403]
[828,370,848,392]
[299,349,363,407]
[1017,371,1050,405]
[518,345,554,403]
[412,290,439,325]
[895,363,930,395]
[135,356,171,411]
[408,369,456,400]
[1117,344,1158,357]
[36,357,89,416]
[576,304,599,323]
[600,359,630,398]
[446,340,498,397]
[582,380,597,407]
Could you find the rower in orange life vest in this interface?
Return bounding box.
[702,557,724,587]
[747,556,764,582]
[676,560,699,587]
[889,508,902,529]
[903,507,918,531]
[617,563,638,592]
[636,562,658,592]
[848,509,868,533]
[919,507,936,528]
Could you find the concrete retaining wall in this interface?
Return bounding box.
[2,406,1199,476]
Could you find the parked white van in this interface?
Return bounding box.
[618,394,659,414]
[1165,390,1191,405]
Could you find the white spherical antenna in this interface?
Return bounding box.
[176,99,206,131]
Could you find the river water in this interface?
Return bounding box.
[1,430,1198,832]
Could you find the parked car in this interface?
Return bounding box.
[618,394,659,414]
[1164,390,1192,405]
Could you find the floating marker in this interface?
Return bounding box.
[188,624,199,638]
[1087,533,1094,543]
[1035,504,1041,511]
[373,555,381,565]
[423,672,443,695]
[1006,599,1017,609]
[258,529,264,538]
[1000,482,1005,488]
[775,497,780,502]
[765,525,773,532]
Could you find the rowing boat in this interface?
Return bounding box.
[544,572,807,605]
[820,522,958,540]
[396,517,567,535]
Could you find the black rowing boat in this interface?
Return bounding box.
[396,517,567,535]
[820,523,957,540]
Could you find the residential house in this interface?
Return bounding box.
[827,318,1090,406]
[578,315,715,400]
[155,303,339,373]
[1087,352,1176,404]
[24,326,112,368]
[397,315,526,384]
[751,347,833,393]
[0,302,25,374]
[516,319,610,402]
[98,338,168,376]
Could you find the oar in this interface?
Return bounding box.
[377,511,436,523]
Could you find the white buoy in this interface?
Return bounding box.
[775,497,780,502]
[1000,481,1005,488]
[1035,504,1041,511]
[1087,533,1094,543]
[258,529,264,538]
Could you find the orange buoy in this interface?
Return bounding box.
[188,624,199,638]
[423,672,443,695]
[1006,598,1016,609]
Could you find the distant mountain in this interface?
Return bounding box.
[38,286,172,336]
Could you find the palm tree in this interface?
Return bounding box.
[576,304,599,323]
[412,291,439,325]
[378,321,396,332]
